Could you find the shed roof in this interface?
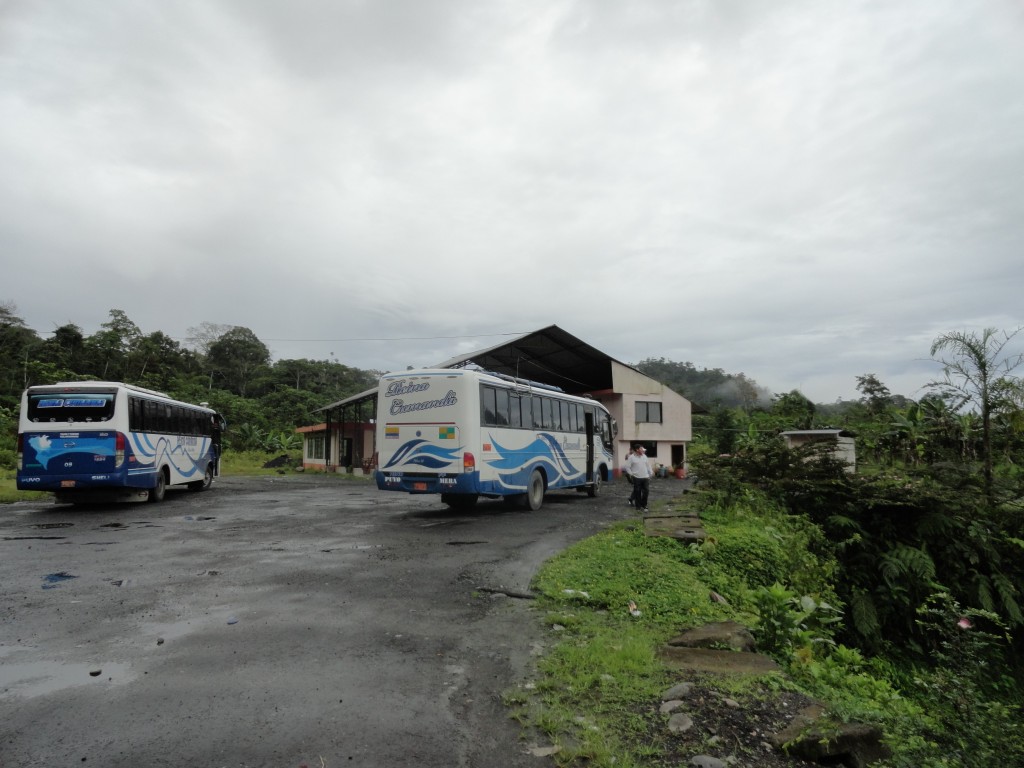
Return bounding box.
[316,324,639,414]
[433,324,620,393]
[313,385,377,414]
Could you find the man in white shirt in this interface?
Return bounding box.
[623,444,653,511]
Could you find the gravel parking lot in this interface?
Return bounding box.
[0,474,666,768]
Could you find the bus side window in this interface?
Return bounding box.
[532,396,543,429]
[144,400,158,432]
[129,397,140,431]
[541,398,553,430]
[495,388,510,426]
[509,394,522,428]
[482,386,498,426]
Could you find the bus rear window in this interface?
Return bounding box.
[27,393,116,423]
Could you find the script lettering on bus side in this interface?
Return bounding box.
[389,390,458,415]
[385,380,431,397]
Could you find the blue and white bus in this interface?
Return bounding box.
[374,368,616,510]
[16,381,224,504]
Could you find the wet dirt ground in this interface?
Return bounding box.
[0,474,675,768]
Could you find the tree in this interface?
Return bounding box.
[132,331,202,391]
[39,324,88,374]
[206,327,271,397]
[929,327,1024,502]
[185,322,237,356]
[856,373,893,417]
[85,309,143,380]
[0,302,41,403]
[772,390,816,430]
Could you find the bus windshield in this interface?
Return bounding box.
[26,392,116,423]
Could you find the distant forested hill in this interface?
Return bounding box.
[633,357,773,410]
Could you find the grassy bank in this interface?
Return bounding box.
[508,490,1024,767]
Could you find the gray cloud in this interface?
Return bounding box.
[2,0,1022,403]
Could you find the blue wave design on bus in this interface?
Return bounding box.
[487,433,582,487]
[27,435,114,469]
[382,438,461,470]
[128,434,210,479]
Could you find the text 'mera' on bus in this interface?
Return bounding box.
[373,368,617,511]
[16,381,225,504]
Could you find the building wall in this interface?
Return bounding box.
[298,423,375,473]
[603,361,693,476]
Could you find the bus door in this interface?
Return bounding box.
[585,411,595,484]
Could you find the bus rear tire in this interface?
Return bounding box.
[148,470,166,503]
[189,464,213,492]
[587,469,602,497]
[525,469,545,511]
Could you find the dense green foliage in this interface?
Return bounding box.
[0,304,377,456]
[520,452,1024,766]
[516,326,1024,766]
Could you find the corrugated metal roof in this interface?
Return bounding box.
[313,385,377,413]
[433,324,621,393]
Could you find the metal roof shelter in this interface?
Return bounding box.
[434,324,617,393]
[314,386,377,416]
[314,324,620,418]
[307,325,650,472]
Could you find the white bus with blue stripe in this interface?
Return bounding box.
[374,368,615,510]
[16,381,224,504]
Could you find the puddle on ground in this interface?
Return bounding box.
[41,572,77,589]
[33,522,73,529]
[0,661,134,699]
[3,536,67,541]
[137,617,206,644]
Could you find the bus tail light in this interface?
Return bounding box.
[463,452,476,472]
[115,432,126,467]
[16,433,23,471]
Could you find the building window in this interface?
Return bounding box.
[636,401,662,423]
[307,435,325,460]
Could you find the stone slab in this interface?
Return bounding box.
[658,646,781,675]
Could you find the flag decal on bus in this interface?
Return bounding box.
[386,426,400,439]
[439,427,455,440]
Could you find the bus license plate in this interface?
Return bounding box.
[413,482,427,491]
[61,480,76,488]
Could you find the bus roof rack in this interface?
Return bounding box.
[485,370,564,393]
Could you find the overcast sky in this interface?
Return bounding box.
[2,0,1022,403]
